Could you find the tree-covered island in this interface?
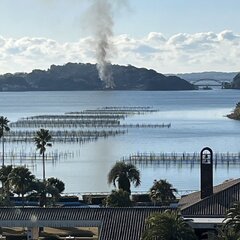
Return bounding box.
[0,63,194,91]
[227,102,240,120]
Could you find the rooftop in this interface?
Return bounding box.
[179,178,240,217]
[0,207,169,240]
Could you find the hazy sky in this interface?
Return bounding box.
[0,0,239,73]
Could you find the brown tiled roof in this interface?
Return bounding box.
[0,207,168,240]
[179,178,240,217]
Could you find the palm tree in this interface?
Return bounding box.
[142,210,197,240]
[0,165,13,203]
[221,202,240,238]
[0,116,10,166]
[215,227,240,240]
[150,179,177,206]
[9,166,35,206]
[107,161,140,194]
[34,129,52,181]
[30,179,46,207]
[29,177,65,207]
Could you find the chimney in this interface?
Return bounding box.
[200,147,213,199]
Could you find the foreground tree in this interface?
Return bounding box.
[0,116,10,166]
[214,228,240,240]
[47,177,65,194]
[142,211,197,240]
[34,128,52,181]
[0,165,13,204]
[216,202,240,239]
[104,189,132,207]
[9,166,35,206]
[150,179,177,206]
[46,177,65,205]
[30,178,63,207]
[107,161,140,194]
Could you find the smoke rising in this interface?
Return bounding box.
[87,0,115,89]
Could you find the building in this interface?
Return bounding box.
[0,207,169,240]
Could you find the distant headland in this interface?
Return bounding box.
[227,102,240,120]
[0,63,195,91]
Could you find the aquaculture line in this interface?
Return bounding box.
[7,106,170,144]
[122,152,240,165]
[1,107,172,164]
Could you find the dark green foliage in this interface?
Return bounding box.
[47,177,65,194]
[34,129,52,155]
[215,227,240,240]
[104,189,132,207]
[221,202,240,238]
[0,165,13,203]
[203,202,240,239]
[108,161,140,194]
[227,102,240,120]
[0,63,194,91]
[0,73,29,91]
[9,166,35,206]
[0,116,10,166]
[142,210,197,240]
[0,165,66,207]
[34,128,52,181]
[232,73,240,89]
[0,116,10,138]
[30,178,63,206]
[149,179,177,206]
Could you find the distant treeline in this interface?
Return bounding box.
[0,62,195,91]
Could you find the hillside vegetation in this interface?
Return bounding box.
[0,63,194,91]
[227,102,240,120]
[232,73,240,89]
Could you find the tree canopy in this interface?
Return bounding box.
[104,189,132,207]
[34,128,52,181]
[142,211,197,240]
[0,165,65,207]
[219,202,240,239]
[9,166,35,206]
[149,179,177,206]
[108,161,140,194]
[0,116,10,166]
[227,102,240,120]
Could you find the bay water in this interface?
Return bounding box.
[1,90,240,194]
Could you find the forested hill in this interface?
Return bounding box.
[232,73,240,89]
[0,63,195,91]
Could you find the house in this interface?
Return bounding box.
[179,178,240,237]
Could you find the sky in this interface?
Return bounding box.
[0,0,239,74]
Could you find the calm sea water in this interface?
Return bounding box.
[1,90,240,194]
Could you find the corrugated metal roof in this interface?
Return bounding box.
[0,207,167,240]
[179,178,240,217]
